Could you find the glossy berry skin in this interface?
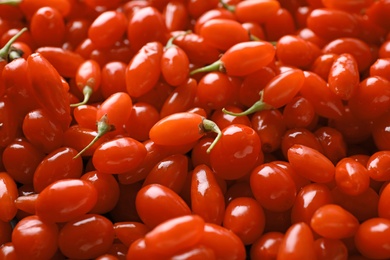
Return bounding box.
[168,244,216,260]
[30,6,65,47]
[199,18,249,51]
[58,214,115,259]
[27,53,71,132]
[282,96,317,129]
[73,104,98,130]
[322,0,374,12]
[299,71,345,119]
[81,171,120,214]
[281,128,324,159]
[223,197,265,245]
[239,66,275,108]
[160,78,197,118]
[5,1,390,259]
[114,221,149,248]
[16,0,71,19]
[161,43,189,86]
[354,218,390,259]
[211,106,251,130]
[88,11,127,49]
[144,215,205,256]
[135,184,191,228]
[251,109,286,153]
[322,37,373,72]
[2,140,45,184]
[310,53,338,80]
[194,8,236,34]
[277,222,316,260]
[276,35,320,68]
[95,92,133,130]
[263,69,306,109]
[143,154,188,194]
[163,0,189,31]
[92,137,147,174]
[191,164,225,225]
[370,58,390,81]
[372,113,390,151]
[125,41,163,98]
[334,157,370,196]
[314,237,348,260]
[149,112,204,146]
[234,0,281,24]
[3,57,39,116]
[126,102,160,142]
[291,183,333,225]
[210,124,262,180]
[220,41,276,77]
[36,46,85,78]
[172,32,221,65]
[74,59,101,100]
[62,125,110,157]
[22,108,64,154]
[287,144,335,183]
[378,183,390,219]
[331,187,379,223]
[348,76,390,121]
[100,61,127,98]
[117,140,195,185]
[0,172,18,222]
[314,126,347,164]
[35,179,98,223]
[127,6,169,53]
[199,223,246,260]
[310,204,359,239]
[366,151,390,181]
[250,162,297,212]
[33,147,83,193]
[196,71,238,110]
[0,220,12,247]
[328,53,360,100]
[126,237,163,260]
[307,8,359,40]
[12,215,59,260]
[250,232,284,260]
[264,8,297,42]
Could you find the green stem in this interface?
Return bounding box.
[249,32,260,41]
[0,0,21,5]
[73,114,114,159]
[201,118,222,153]
[165,30,191,49]
[190,60,224,76]
[70,85,93,107]
[0,27,27,61]
[8,48,23,61]
[222,91,273,116]
[220,0,236,12]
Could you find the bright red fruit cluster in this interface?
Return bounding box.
[1,0,390,259]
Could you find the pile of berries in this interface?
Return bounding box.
[1,0,390,259]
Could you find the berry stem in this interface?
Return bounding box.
[190,60,224,76]
[201,118,222,153]
[70,85,93,107]
[0,27,27,61]
[165,30,191,49]
[222,91,273,116]
[0,0,21,5]
[73,114,114,159]
[220,0,236,12]
[8,47,23,61]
